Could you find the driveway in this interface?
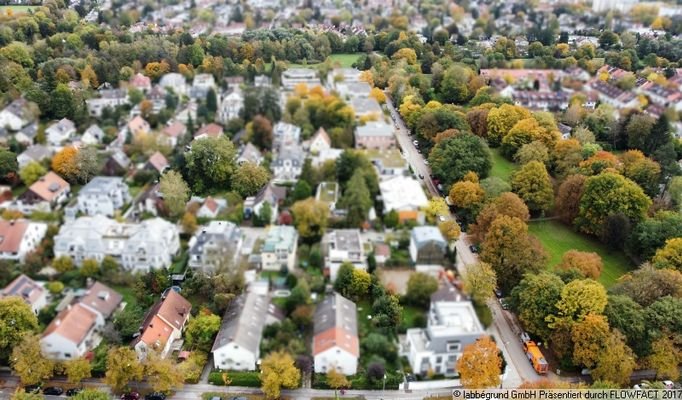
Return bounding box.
[377,267,413,295]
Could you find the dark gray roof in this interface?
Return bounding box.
[19,122,38,139]
[20,145,51,162]
[313,292,358,336]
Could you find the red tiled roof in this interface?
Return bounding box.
[0,220,29,253]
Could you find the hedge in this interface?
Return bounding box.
[208,371,262,387]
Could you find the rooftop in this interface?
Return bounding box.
[0,220,30,253]
[411,226,447,246]
[356,120,394,137]
[379,176,428,211]
[313,292,359,357]
[326,229,362,252]
[79,281,122,319]
[80,176,126,196]
[316,181,338,203]
[1,274,45,305]
[26,172,69,202]
[364,148,406,169]
[262,225,297,253]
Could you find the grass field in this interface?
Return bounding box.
[112,284,137,307]
[288,53,361,69]
[490,148,517,182]
[0,5,36,12]
[528,220,633,287]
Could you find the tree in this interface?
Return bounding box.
[604,295,647,356]
[439,220,461,242]
[291,198,329,241]
[611,264,682,307]
[428,134,492,186]
[74,146,99,184]
[232,162,270,197]
[591,331,636,386]
[652,238,682,272]
[206,88,217,113]
[19,162,46,186]
[292,180,312,201]
[260,351,301,400]
[370,87,386,104]
[571,313,611,368]
[462,262,497,305]
[334,263,354,297]
[575,173,651,237]
[555,175,586,225]
[185,311,221,352]
[510,272,564,340]
[422,197,449,224]
[326,368,350,395]
[629,211,682,260]
[501,118,551,159]
[251,115,273,150]
[159,171,190,218]
[143,352,184,394]
[53,255,74,273]
[646,336,681,381]
[52,146,79,182]
[511,161,553,214]
[556,250,603,280]
[184,136,237,193]
[514,141,549,166]
[46,281,65,295]
[550,279,608,327]
[50,83,76,119]
[347,269,371,301]
[0,149,18,182]
[181,212,198,234]
[449,181,485,210]
[339,170,372,227]
[71,389,110,400]
[11,389,43,400]
[65,358,92,386]
[552,139,583,178]
[104,347,144,393]
[0,296,39,360]
[391,48,417,64]
[457,336,502,389]
[405,272,439,308]
[486,104,532,147]
[372,293,402,331]
[10,335,54,385]
[480,215,548,293]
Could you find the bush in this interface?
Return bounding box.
[208,371,261,387]
[474,303,493,327]
[179,351,207,383]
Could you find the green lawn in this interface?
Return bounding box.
[401,305,425,329]
[0,5,36,12]
[112,285,137,308]
[288,53,361,69]
[490,148,517,182]
[528,220,633,287]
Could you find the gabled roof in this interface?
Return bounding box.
[79,281,122,319]
[130,73,151,88]
[108,150,130,169]
[0,220,30,253]
[128,116,149,134]
[26,172,69,202]
[42,303,98,345]
[156,290,191,330]
[313,292,359,357]
[162,121,186,138]
[194,123,223,138]
[1,98,34,123]
[19,145,51,163]
[311,127,331,147]
[147,151,169,173]
[1,274,45,305]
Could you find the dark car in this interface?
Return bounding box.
[43,386,64,396]
[499,298,510,310]
[494,289,503,299]
[121,392,141,400]
[24,384,42,394]
[469,245,479,253]
[418,174,424,179]
[145,392,167,400]
[230,397,249,400]
[66,388,83,396]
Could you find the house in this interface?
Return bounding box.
[82,124,105,145]
[309,127,332,154]
[175,101,198,124]
[313,292,359,375]
[403,284,484,376]
[335,81,372,100]
[160,121,187,148]
[102,150,131,176]
[54,215,180,272]
[0,98,36,131]
[41,303,100,361]
[273,122,301,148]
[244,183,287,222]
[18,172,70,212]
[129,73,152,93]
[85,89,129,117]
[77,176,131,217]
[191,73,217,99]
[17,145,51,169]
[364,148,408,178]
[159,73,188,96]
[145,151,169,174]
[1,274,47,314]
[281,68,322,90]
[237,143,264,166]
[350,97,382,120]
[78,281,124,321]
[311,148,344,167]
[379,176,428,223]
[354,121,396,150]
[212,288,283,370]
[0,219,47,262]
[315,181,339,210]
[195,196,227,219]
[188,220,242,272]
[46,118,76,147]
[260,225,298,272]
[409,226,447,264]
[15,122,38,145]
[134,291,192,359]
[218,89,244,124]
[127,116,151,138]
[254,75,272,87]
[587,80,640,109]
[194,123,224,140]
[323,229,366,281]
[327,68,363,87]
[272,146,304,183]
[511,90,570,111]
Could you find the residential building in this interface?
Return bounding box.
[41,303,100,361]
[0,98,35,131]
[175,101,198,124]
[191,73,217,99]
[212,289,283,370]
[218,89,244,124]
[315,181,339,210]
[77,176,131,217]
[54,215,180,272]
[18,172,70,212]
[592,0,639,12]
[146,151,169,174]
[237,143,264,166]
[82,124,105,145]
[409,226,447,264]
[194,123,224,140]
[335,81,372,100]
[188,220,242,272]
[244,183,286,222]
[354,121,396,150]
[308,127,332,154]
[313,292,359,375]
[327,68,363,87]
[272,145,304,183]
[404,285,484,376]
[127,116,151,138]
[46,118,76,147]
[194,196,227,219]
[281,68,321,90]
[587,80,640,109]
[254,75,272,87]
[160,121,187,148]
[17,145,51,168]
[323,229,366,281]
[260,225,298,272]
[273,122,301,148]
[0,219,47,262]
[159,73,188,96]
[311,148,344,167]
[1,274,47,314]
[640,81,682,109]
[78,281,124,322]
[511,90,570,111]
[102,150,131,176]
[134,291,192,359]
[85,89,129,117]
[15,122,38,145]
[129,73,152,93]
[365,149,408,178]
[350,97,382,120]
[379,176,428,222]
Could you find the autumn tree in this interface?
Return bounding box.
[611,264,682,307]
[369,87,386,104]
[480,215,548,292]
[555,175,587,225]
[591,331,636,386]
[549,279,608,327]
[556,250,603,280]
[326,368,350,395]
[652,238,682,272]
[260,351,301,400]
[449,180,485,210]
[462,262,497,305]
[468,192,530,243]
[486,104,532,146]
[251,115,273,150]
[552,139,583,178]
[71,389,110,400]
[143,351,184,394]
[646,336,681,380]
[104,347,144,393]
[439,220,461,242]
[510,272,564,340]
[19,162,46,186]
[515,141,550,166]
[457,336,502,389]
[184,136,237,193]
[571,313,611,368]
[428,133,492,186]
[511,161,553,214]
[0,297,38,360]
[52,146,79,182]
[291,198,329,241]
[404,272,439,308]
[159,170,190,218]
[232,162,270,197]
[53,255,74,273]
[11,335,54,385]
[65,357,92,385]
[184,311,221,352]
[422,197,449,224]
[501,118,548,159]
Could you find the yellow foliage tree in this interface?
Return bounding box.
[457,336,502,389]
[260,351,300,400]
[51,146,79,181]
[370,87,386,104]
[80,65,99,89]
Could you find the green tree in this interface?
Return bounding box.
[71,389,111,400]
[0,149,18,182]
[50,83,77,119]
[65,357,92,385]
[104,347,144,393]
[53,255,74,273]
[604,295,647,356]
[232,162,270,197]
[334,263,355,297]
[0,296,39,360]
[591,331,636,386]
[46,281,65,295]
[510,272,564,340]
[611,265,682,307]
[80,258,100,278]
[339,170,372,227]
[19,162,46,186]
[628,211,682,260]
[405,272,439,308]
[462,262,497,305]
[260,351,301,400]
[185,311,221,352]
[511,161,554,214]
[159,170,190,218]
[206,88,217,113]
[514,141,550,166]
[428,134,492,186]
[549,279,608,327]
[291,198,329,241]
[292,180,312,201]
[10,335,54,385]
[184,136,237,193]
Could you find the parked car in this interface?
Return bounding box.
[418,174,424,179]
[438,215,446,222]
[499,298,509,310]
[145,393,167,400]
[494,289,503,298]
[66,388,83,396]
[24,384,42,394]
[43,387,64,396]
[469,245,479,253]
[413,140,419,146]
[121,392,141,400]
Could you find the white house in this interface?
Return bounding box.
[134,291,191,359]
[217,89,243,124]
[46,118,76,147]
[191,73,217,99]
[322,229,366,281]
[261,225,298,272]
[188,220,242,272]
[0,219,47,262]
[308,127,332,154]
[1,274,47,315]
[41,303,99,361]
[159,73,188,97]
[409,226,448,264]
[379,176,428,223]
[237,143,264,166]
[82,124,105,145]
[193,196,227,219]
[272,145,304,183]
[77,176,131,217]
[212,288,283,370]
[282,68,321,90]
[0,98,35,131]
[243,183,286,222]
[313,292,359,375]
[17,145,51,169]
[85,89,129,117]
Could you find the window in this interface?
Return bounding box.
[64,353,71,358]
[436,356,442,364]
[446,341,461,352]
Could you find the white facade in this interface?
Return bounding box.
[218,90,243,124]
[0,109,26,131]
[261,226,298,272]
[323,230,366,281]
[77,177,131,217]
[0,220,47,262]
[46,119,76,147]
[213,342,257,371]
[314,346,358,376]
[41,329,95,361]
[159,73,188,96]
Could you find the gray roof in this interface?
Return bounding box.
[211,290,281,354]
[19,122,38,139]
[326,229,362,252]
[355,120,393,137]
[20,145,51,162]
[2,98,34,123]
[411,226,446,248]
[350,97,382,114]
[188,221,241,266]
[109,150,131,169]
[238,143,263,163]
[80,176,125,196]
[313,292,358,336]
